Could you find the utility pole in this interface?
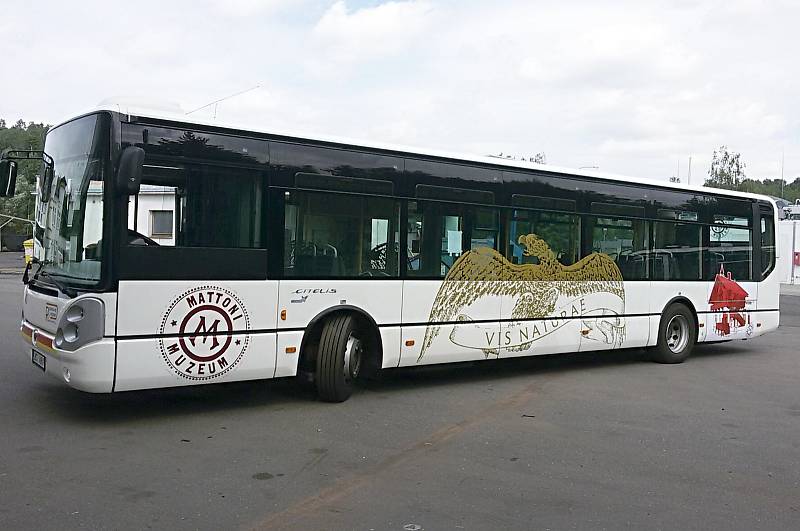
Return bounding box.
[687,156,692,186]
[781,149,785,198]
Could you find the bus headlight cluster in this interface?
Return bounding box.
[54,298,104,352]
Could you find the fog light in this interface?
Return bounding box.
[63,367,70,383]
[63,323,79,343]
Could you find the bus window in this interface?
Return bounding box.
[407,201,463,277]
[760,210,775,278]
[707,217,752,281]
[127,164,263,249]
[284,191,399,277]
[586,216,648,280]
[472,208,498,251]
[508,210,579,266]
[407,201,499,277]
[652,222,702,280]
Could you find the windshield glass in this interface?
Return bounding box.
[35,113,109,288]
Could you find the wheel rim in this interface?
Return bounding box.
[343,334,363,381]
[665,315,690,353]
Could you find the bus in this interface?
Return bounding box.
[1,104,780,402]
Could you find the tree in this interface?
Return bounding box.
[705,145,746,190]
[0,119,49,235]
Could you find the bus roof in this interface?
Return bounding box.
[55,101,776,207]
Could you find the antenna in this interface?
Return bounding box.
[185,84,262,118]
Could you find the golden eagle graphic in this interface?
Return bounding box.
[418,234,626,361]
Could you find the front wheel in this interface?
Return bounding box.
[651,303,697,363]
[316,314,364,402]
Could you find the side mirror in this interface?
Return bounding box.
[0,159,18,197]
[116,146,145,196]
[39,164,54,203]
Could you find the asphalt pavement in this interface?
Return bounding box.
[0,275,799,530]
[0,251,25,274]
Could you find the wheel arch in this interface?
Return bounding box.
[298,305,383,374]
[660,296,700,332]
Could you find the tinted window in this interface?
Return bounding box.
[404,159,501,198]
[406,201,499,277]
[652,222,702,280]
[121,125,267,165]
[508,209,579,266]
[128,164,263,249]
[587,216,648,280]
[760,210,776,278]
[707,224,751,281]
[284,191,399,277]
[271,142,401,188]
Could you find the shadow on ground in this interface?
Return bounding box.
[41,341,746,425]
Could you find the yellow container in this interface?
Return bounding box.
[23,239,34,265]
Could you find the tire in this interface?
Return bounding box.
[316,314,365,402]
[651,303,697,363]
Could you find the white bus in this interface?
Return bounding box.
[1,105,779,402]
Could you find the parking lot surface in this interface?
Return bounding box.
[1,275,799,530]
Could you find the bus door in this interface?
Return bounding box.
[705,212,760,341]
[502,208,585,357]
[402,201,501,365]
[113,160,277,391]
[579,215,650,353]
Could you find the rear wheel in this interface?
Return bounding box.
[652,303,696,363]
[316,314,364,402]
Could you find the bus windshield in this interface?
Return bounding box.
[35,113,109,289]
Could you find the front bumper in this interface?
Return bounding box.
[20,321,115,393]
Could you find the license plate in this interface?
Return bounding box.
[32,350,46,372]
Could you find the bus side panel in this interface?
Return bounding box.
[703,280,761,342]
[757,264,781,313]
[114,281,279,391]
[646,281,711,346]
[493,280,650,358]
[400,280,501,366]
[277,280,403,369]
[114,333,278,391]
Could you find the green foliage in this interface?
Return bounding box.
[706,145,746,189]
[735,176,800,202]
[0,119,49,234]
[701,146,800,201]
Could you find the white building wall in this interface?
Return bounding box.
[127,186,176,246]
[778,220,800,283]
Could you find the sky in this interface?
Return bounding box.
[0,0,798,184]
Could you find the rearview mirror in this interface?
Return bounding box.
[117,146,145,196]
[0,159,18,197]
[39,164,54,203]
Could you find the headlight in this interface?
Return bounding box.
[55,298,104,351]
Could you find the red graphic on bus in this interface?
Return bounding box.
[708,266,749,336]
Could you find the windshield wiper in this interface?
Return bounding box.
[41,271,97,282]
[36,270,77,297]
[25,258,77,297]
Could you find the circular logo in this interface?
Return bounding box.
[158,286,250,381]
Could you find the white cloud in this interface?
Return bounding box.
[308,1,434,70]
[0,0,798,182]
